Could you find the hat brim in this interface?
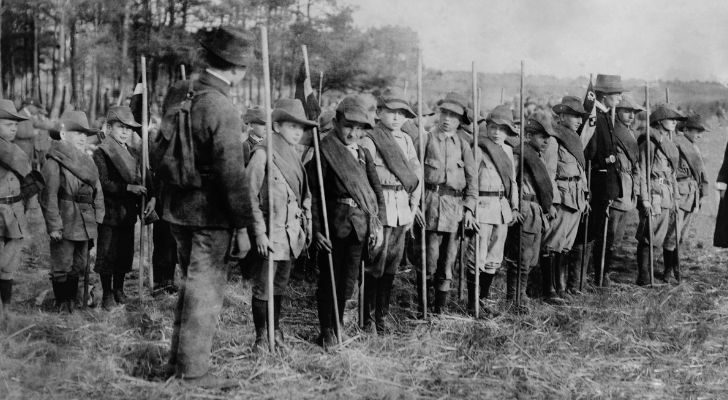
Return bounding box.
[381,100,416,119]
[616,105,645,112]
[486,118,519,135]
[437,102,470,124]
[593,86,626,94]
[553,104,587,116]
[340,111,374,129]
[0,109,29,122]
[199,40,250,67]
[62,121,100,136]
[272,110,318,128]
[108,117,141,129]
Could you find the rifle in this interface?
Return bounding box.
[417,51,428,319]
[471,62,480,319]
[302,44,343,344]
[645,85,654,285]
[261,27,276,351]
[516,61,525,307]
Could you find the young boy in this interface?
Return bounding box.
[310,95,385,349]
[93,106,155,310]
[635,104,684,286]
[505,111,554,311]
[418,92,478,314]
[464,105,518,313]
[40,111,105,312]
[359,87,421,333]
[242,106,266,166]
[243,98,314,352]
[663,114,708,283]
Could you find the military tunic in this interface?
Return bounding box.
[0,162,28,281]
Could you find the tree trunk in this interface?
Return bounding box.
[0,0,3,98]
[50,0,66,119]
[32,10,40,102]
[88,60,98,121]
[70,19,79,108]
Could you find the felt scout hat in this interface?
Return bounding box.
[106,106,141,128]
[485,105,519,135]
[524,110,556,137]
[197,26,254,67]
[319,110,335,132]
[271,99,317,128]
[336,95,375,129]
[436,92,471,124]
[679,114,709,132]
[552,95,588,116]
[616,94,645,112]
[20,98,46,116]
[649,103,686,125]
[593,74,625,94]
[377,87,416,118]
[243,106,266,125]
[0,99,29,121]
[51,111,99,140]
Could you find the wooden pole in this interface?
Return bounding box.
[417,50,427,319]
[580,73,593,291]
[260,26,276,352]
[516,61,525,307]
[141,56,152,292]
[180,65,186,81]
[317,71,323,108]
[138,56,147,299]
[645,85,654,285]
[302,44,342,344]
[471,62,480,319]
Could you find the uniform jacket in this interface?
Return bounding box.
[611,120,640,211]
[308,137,385,242]
[160,70,247,229]
[41,153,104,241]
[638,131,680,214]
[474,142,517,225]
[544,123,588,213]
[0,164,28,239]
[585,109,621,202]
[242,134,262,167]
[243,136,311,261]
[674,133,707,213]
[416,126,477,232]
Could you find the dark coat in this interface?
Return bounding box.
[714,142,728,247]
[160,71,247,229]
[92,143,150,227]
[585,110,622,203]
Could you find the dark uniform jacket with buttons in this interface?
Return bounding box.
[585,110,621,202]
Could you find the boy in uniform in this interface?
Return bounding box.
[310,95,385,348]
[360,87,421,333]
[464,105,518,312]
[242,106,266,166]
[243,99,314,351]
[40,111,105,312]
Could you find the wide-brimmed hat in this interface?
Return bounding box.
[243,106,265,125]
[319,110,335,132]
[20,98,46,116]
[552,95,588,116]
[616,94,645,112]
[524,110,555,137]
[377,87,415,118]
[271,99,317,128]
[679,114,709,132]
[594,74,625,94]
[197,26,254,67]
[50,111,98,139]
[336,95,375,129]
[466,106,486,125]
[106,106,141,128]
[436,92,470,124]
[0,99,29,121]
[413,102,434,116]
[485,104,518,135]
[649,103,686,125]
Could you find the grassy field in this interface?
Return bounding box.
[2,120,728,400]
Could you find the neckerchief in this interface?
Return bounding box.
[320,133,378,216]
[46,141,99,186]
[478,136,513,199]
[367,123,419,193]
[97,136,141,184]
[253,132,305,206]
[0,137,31,178]
[552,122,586,169]
[613,120,639,164]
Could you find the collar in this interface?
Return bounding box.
[249,134,263,143]
[435,127,457,141]
[198,70,232,96]
[205,69,232,86]
[377,122,405,139]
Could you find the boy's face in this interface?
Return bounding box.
[660,119,677,132]
[377,107,406,131]
[109,121,132,145]
[684,128,702,142]
[274,121,304,145]
[617,109,635,127]
[335,118,367,146]
[0,119,18,141]
[250,123,266,138]
[438,109,461,133]
[558,113,582,132]
[62,130,88,151]
[528,131,550,152]
[486,122,510,144]
[602,93,623,109]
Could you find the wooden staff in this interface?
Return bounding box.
[141,55,153,291]
[579,73,593,292]
[471,62,480,319]
[500,87,504,104]
[137,56,147,299]
[181,65,186,81]
[260,26,276,351]
[359,261,365,328]
[458,224,465,301]
[645,85,654,285]
[403,80,409,97]
[302,44,342,344]
[516,61,525,307]
[116,88,125,107]
[318,71,323,108]
[417,51,428,319]
[665,86,681,275]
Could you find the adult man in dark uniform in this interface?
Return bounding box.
[161,27,251,388]
[584,74,624,286]
[310,95,385,349]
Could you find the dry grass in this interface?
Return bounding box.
[2,120,728,399]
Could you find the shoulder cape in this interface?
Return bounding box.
[674,133,704,182]
[367,124,419,193]
[613,121,639,164]
[552,122,586,169]
[521,144,553,211]
[47,141,98,186]
[252,132,305,205]
[638,131,680,170]
[97,137,141,184]
[0,137,31,178]
[320,134,378,216]
[478,137,513,199]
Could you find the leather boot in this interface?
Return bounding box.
[466,272,477,313]
[66,276,79,313]
[375,274,395,333]
[252,298,268,353]
[672,251,681,283]
[433,290,448,314]
[362,274,378,334]
[113,273,127,304]
[479,272,495,301]
[52,279,65,310]
[565,246,580,294]
[541,253,564,305]
[100,274,115,311]
[553,252,567,298]
[0,279,11,327]
[505,263,517,301]
[273,295,287,351]
[636,244,651,286]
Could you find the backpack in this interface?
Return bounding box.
[152,79,213,189]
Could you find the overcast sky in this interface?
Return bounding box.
[341,0,728,82]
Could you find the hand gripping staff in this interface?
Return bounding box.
[302,44,343,344]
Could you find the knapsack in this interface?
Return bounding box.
[152,79,213,189]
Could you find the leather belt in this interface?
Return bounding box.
[677,176,693,182]
[425,183,462,197]
[556,176,580,182]
[60,192,94,204]
[381,184,405,191]
[336,198,358,208]
[0,195,22,205]
[479,190,504,198]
